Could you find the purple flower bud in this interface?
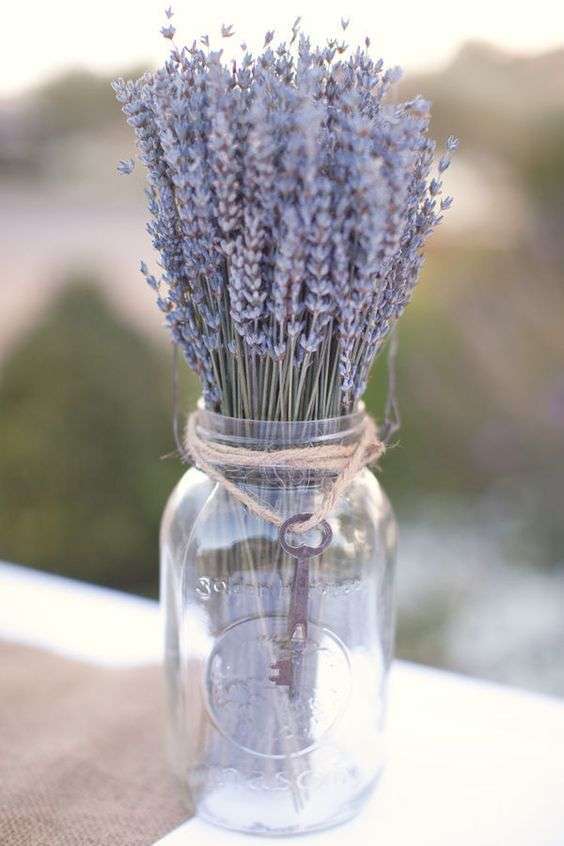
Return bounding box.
[117,158,135,175]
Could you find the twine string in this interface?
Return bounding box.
[184,411,385,533]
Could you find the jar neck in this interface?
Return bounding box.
[194,402,367,486]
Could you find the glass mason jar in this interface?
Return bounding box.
[160,405,397,836]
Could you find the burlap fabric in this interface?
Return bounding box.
[0,642,190,846]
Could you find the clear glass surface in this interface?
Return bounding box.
[160,407,397,835]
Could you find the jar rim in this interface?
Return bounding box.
[194,399,367,449]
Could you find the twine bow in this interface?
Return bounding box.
[184,411,385,533]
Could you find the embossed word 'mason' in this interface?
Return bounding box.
[194,762,357,793]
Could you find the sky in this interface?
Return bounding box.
[2,0,563,96]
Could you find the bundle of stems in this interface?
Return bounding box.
[114,13,456,422]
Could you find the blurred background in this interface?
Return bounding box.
[1,2,563,695]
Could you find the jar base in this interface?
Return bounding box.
[193,771,382,837]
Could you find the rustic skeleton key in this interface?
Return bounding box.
[269,513,333,698]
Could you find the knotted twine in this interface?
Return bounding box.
[184,411,385,534]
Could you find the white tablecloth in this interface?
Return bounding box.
[2,561,563,846]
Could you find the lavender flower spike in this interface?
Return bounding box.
[117,158,135,175]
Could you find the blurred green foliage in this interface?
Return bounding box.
[0,279,196,595]
[34,69,128,136]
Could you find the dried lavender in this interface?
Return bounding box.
[114,15,456,421]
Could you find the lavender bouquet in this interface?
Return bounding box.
[114,13,456,835]
[114,14,456,422]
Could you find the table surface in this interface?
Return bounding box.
[2,560,563,846]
